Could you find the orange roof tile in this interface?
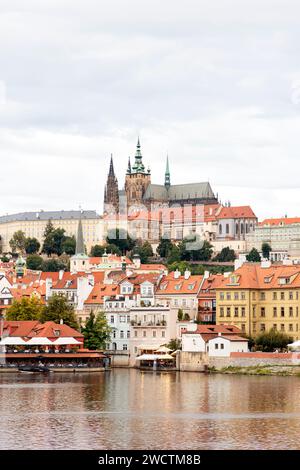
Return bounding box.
[156,274,203,295]
[216,263,300,290]
[217,206,257,220]
[259,217,300,226]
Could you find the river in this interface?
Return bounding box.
[0,369,300,450]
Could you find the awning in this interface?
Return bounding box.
[136,354,175,361]
[26,337,55,345]
[155,346,173,353]
[288,340,300,350]
[53,337,82,345]
[137,344,162,351]
[0,337,27,345]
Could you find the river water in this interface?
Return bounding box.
[0,369,300,450]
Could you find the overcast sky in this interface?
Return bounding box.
[1,0,300,220]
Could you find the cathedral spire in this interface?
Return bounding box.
[126,156,131,174]
[165,155,170,188]
[109,154,115,177]
[103,154,119,213]
[132,137,145,173]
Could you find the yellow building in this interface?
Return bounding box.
[216,262,300,340]
[0,210,104,254]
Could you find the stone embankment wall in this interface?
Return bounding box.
[209,352,300,370]
[109,351,130,367]
[177,351,208,372]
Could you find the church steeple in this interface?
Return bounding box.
[108,154,115,177]
[75,216,85,255]
[132,138,146,173]
[104,154,119,213]
[126,156,131,175]
[165,156,170,188]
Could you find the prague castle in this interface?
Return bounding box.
[104,139,218,213]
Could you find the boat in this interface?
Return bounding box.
[18,365,51,374]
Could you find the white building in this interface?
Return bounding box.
[181,324,248,357]
[129,306,175,365]
[0,210,104,254]
[246,217,300,260]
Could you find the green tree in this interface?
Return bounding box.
[90,245,105,257]
[26,254,43,270]
[168,260,190,273]
[106,229,135,254]
[1,255,10,263]
[255,329,293,352]
[179,236,213,262]
[135,241,153,263]
[52,228,66,256]
[42,221,56,256]
[167,245,181,264]
[9,231,27,253]
[41,258,67,272]
[166,338,181,351]
[25,237,41,254]
[246,248,261,262]
[82,312,111,350]
[40,294,78,328]
[262,242,272,260]
[214,246,236,262]
[177,308,184,321]
[6,297,44,321]
[156,237,174,258]
[62,236,76,255]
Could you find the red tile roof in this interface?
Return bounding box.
[217,206,257,220]
[259,217,300,226]
[156,274,203,295]
[216,263,300,290]
[84,284,120,305]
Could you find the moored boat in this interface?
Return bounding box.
[18,365,51,374]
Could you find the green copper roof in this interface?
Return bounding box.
[75,218,85,255]
[131,138,148,174]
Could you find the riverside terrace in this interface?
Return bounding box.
[0,320,110,372]
[0,352,108,372]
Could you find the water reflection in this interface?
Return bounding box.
[0,370,300,449]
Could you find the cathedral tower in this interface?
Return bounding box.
[125,138,151,208]
[104,155,119,213]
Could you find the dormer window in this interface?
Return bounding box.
[53,330,60,337]
[279,277,290,285]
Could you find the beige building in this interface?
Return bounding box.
[216,261,300,341]
[246,217,300,260]
[0,210,104,254]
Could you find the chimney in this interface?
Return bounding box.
[184,269,191,280]
[60,319,64,325]
[173,269,181,279]
[234,254,246,271]
[261,260,271,269]
[133,254,141,269]
[58,270,64,281]
[204,270,210,279]
[88,274,95,286]
[45,278,52,300]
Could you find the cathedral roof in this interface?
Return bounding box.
[143,182,216,202]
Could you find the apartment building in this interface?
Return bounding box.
[216,261,300,340]
[0,210,103,254]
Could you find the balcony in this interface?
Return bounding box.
[130,320,167,327]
